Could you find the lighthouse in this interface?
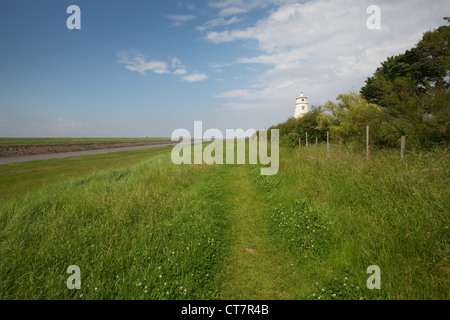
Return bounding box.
[294,92,309,118]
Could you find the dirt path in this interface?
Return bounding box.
[218,166,300,300]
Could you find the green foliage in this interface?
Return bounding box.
[253,146,449,299]
[0,143,448,300]
[0,155,230,300]
[267,199,334,260]
[319,92,391,147]
[361,22,450,148]
[271,20,449,150]
[308,273,386,300]
[269,106,327,147]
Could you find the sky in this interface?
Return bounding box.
[0,0,448,138]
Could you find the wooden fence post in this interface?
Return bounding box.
[366,125,370,160]
[299,137,302,149]
[400,136,406,162]
[327,131,330,155]
[315,137,318,149]
[306,132,309,148]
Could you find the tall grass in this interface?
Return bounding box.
[251,145,449,299]
[0,153,229,299]
[0,142,448,300]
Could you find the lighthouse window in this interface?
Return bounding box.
[302,99,305,102]
[302,106,305,110]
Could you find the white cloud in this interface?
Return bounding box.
[173,68,188,75]
[169,57,187,75]
[196,16,240,31]
[204,0,450,111]
[54,118,85,129]
[219,102,280,110]
[182,73,209,82]
[117,51,169,75]
[209,0,298,17]
[118,52,209,82]
[210,62,233,72]
[164,14,196,27]
[215,89,252,98]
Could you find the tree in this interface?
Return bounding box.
[318,92,391,147]
[269,106,327,148]
[361,19,450,148]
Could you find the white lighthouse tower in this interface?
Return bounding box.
[294,92,309,118]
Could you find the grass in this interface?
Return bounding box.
[0,145,173,200]
[0,142,448,299]
[0,152,229,299]
[0,137,170,145]
[251,145,449,300]
[217,166,304,299]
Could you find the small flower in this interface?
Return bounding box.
[159,275,163,279]
[344,277,348,280]
[360,297,364,300]
[79,294,83,298]
[144,290,148,294]
[332,294,336,298]
[138,283,142,286]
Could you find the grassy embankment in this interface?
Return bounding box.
[0,146,173,200]
[0,142,448,299]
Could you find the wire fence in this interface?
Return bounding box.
[298,125,409,162]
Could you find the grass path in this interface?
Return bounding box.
[218,166,303,300]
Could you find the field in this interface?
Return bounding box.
[0,143,448,300]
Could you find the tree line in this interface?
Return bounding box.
[270,19,449,150]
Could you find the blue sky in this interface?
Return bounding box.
[0,0,448,137]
